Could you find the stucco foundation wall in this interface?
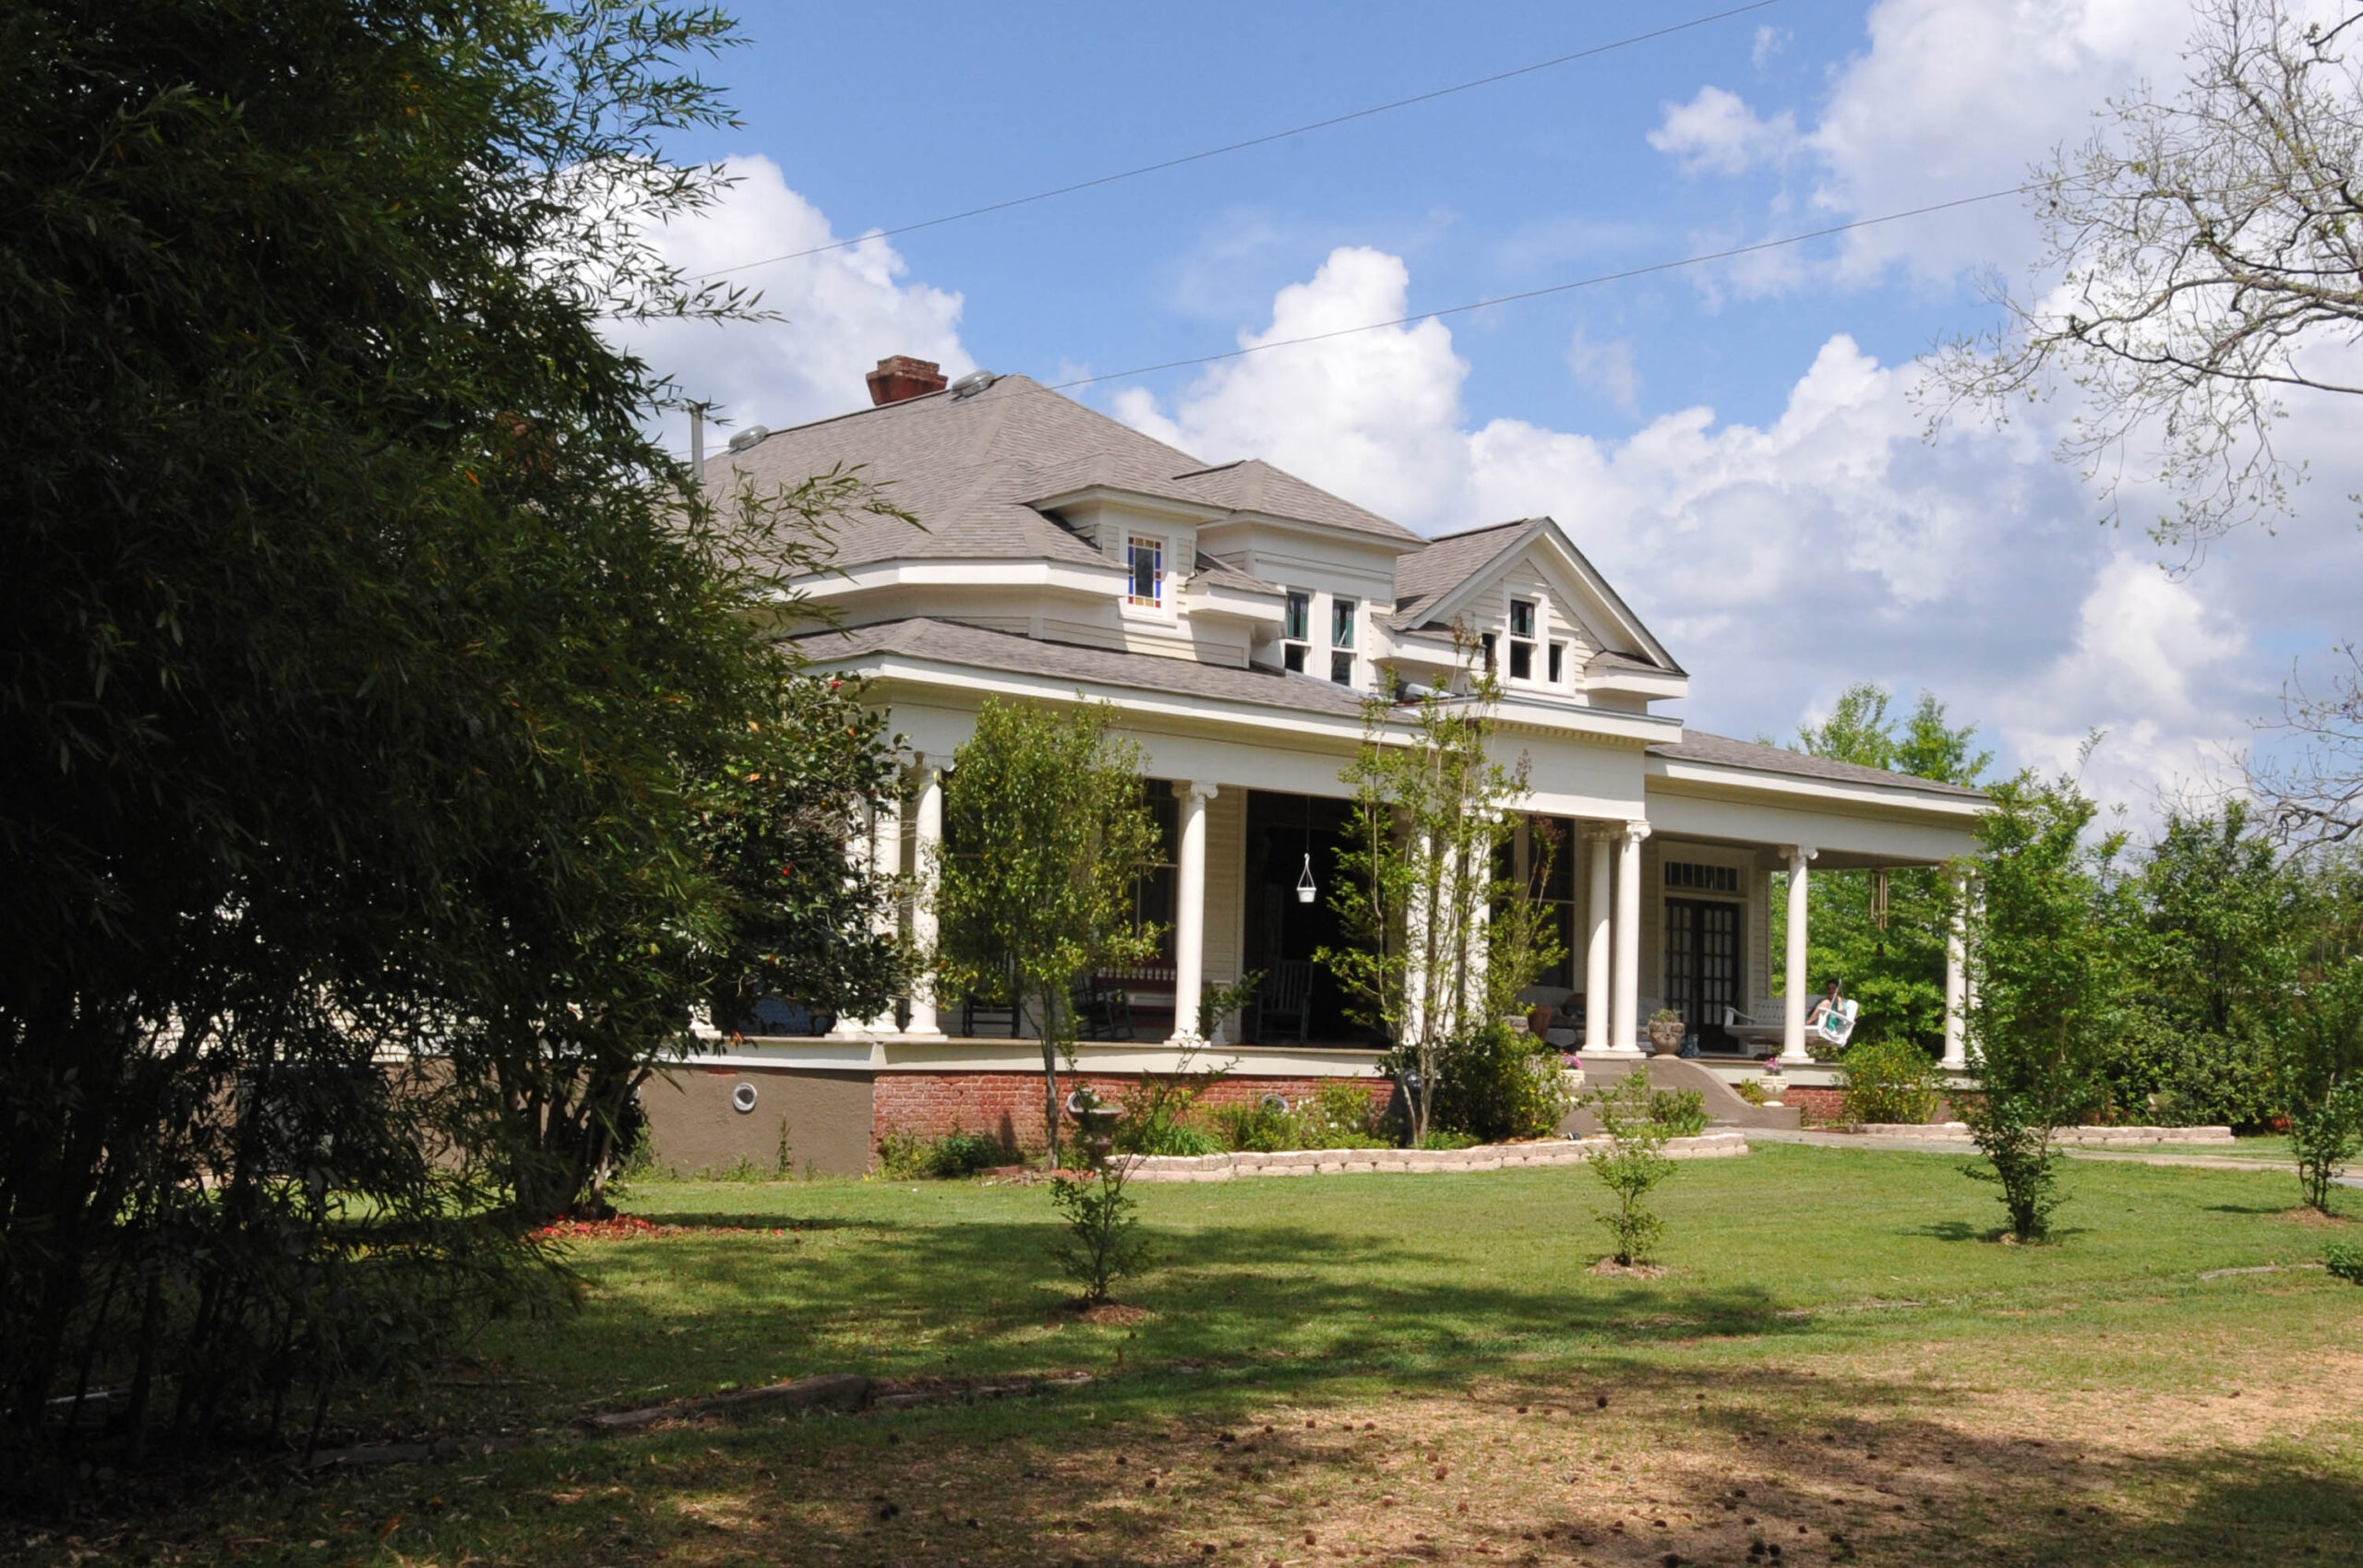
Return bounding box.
[874,1071,1397,1154]
[639,1066,876,1177]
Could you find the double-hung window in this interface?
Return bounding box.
[1281,590,1311,673]
[1508,598,1538,680]
[1127,535,1165,608]
[1329,597,1357,685]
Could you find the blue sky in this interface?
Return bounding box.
[667,0,1967,431]
[623,0,2362,818]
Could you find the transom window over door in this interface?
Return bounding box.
[1508,598,1537,680]
[1282,590,1310,672]
[1127,536,1164,607]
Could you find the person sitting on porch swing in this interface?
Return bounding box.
[1805,980,1844,1030]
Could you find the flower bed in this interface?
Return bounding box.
[1840,1122,2234,1143]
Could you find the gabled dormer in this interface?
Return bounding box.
[1379,517,1686,712]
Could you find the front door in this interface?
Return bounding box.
[1663,897,1741,1051]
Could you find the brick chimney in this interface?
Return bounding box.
[866,354,948,406]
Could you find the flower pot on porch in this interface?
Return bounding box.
[1647,1018,1686,1056]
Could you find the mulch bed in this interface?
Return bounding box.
[530,1215,806,1242]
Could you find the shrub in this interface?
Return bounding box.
[2326,1241,2363,1286]
[1427,1024,1574,1143]
[1205,1083,1393,1153]
[1117,1049,1234,1156]
[1418,1128,1481,1151]
[878,1128,1014,1179]
[1050,1160,1147,1305]
[1734,1079,1769,1107]
[1839,1037,1943,1125]
[1584,1070,1676,1265]
[1647,1086,1710,1139]
[1209,1098,1298,1152]
[1296,1079,1391,1148]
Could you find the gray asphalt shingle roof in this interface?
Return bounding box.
[795,616,1372,717]
[712,376,1421,571]
[1649,730,1987,798]
[1385,520,1533,629]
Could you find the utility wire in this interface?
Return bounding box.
[692,0,1782,282]
[1041,182,2045,392]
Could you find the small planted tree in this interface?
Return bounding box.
[1049,1106,1150,1307]
[931,699,1163,1165]
[1961,770,2133,1240]
[2276,863,2363,1214]
[1585,1069,1678,1267]
[1322,633,1562,1145]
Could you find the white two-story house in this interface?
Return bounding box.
[649,356,1984,1174]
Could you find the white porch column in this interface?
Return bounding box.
[906,761,945,1038]
[1584,826,1613,1054]
[1941,865,1968,1069]
[1169,782,1217,1043]
[857,790,906,1035]
[1608,820,1649,1057]
[1781,844,1818,1063]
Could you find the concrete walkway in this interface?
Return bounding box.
[1746,1126,2363,1189]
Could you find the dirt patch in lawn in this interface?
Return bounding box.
[608,1357,2363,1568]
[1587,1259,1670,1280]
[1075,1302,1155,1327]
[2273,1205,2354,1227]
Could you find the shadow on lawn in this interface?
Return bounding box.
[332,1354,2361,1568]
[568,1214,1805,1386]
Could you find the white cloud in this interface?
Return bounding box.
[1752,24,1791,69]
[1648,86,1800,177]
[1114,245,2318,813]
[1113,247,1472,526]
[606,156,973,453]
[1564,329,1641,415]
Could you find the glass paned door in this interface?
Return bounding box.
[1663,897,1742,1050]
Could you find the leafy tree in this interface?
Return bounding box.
[931,700,1163,1166]
[0,0,884,1478]
[1924,0,2363,840]
[1961,771,2135,1240]
[1774,685,1990,1050]
[449,667,911,1224]
[2114,804,2299,1128]
[1321,635,1562,1146]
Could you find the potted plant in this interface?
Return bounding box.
[1759,1054,1789,1104]
[1561,1052,1585,1093]
[1647,1007,1686,1056]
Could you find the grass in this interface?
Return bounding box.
[22,1143,2363,1567]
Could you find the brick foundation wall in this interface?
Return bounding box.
[873,1071,1397,1155]
[1786,1085,1846,1126]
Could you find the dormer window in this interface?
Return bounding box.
[1547,640,1566,684]
[1282,590,1310,673]
[1508,599,1538,681]
[1127,536,1165,607]
[1330,597,1358,685]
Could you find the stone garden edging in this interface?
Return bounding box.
[1124,1131,1749,1182]
[1840,1122,2234,1144]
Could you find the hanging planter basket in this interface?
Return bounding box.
[1295,852,1317,904]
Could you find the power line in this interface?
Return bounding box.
[1042,183,2044,392]
[692,0,1782,283]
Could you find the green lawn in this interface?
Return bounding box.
[35,1143,2363,1568]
